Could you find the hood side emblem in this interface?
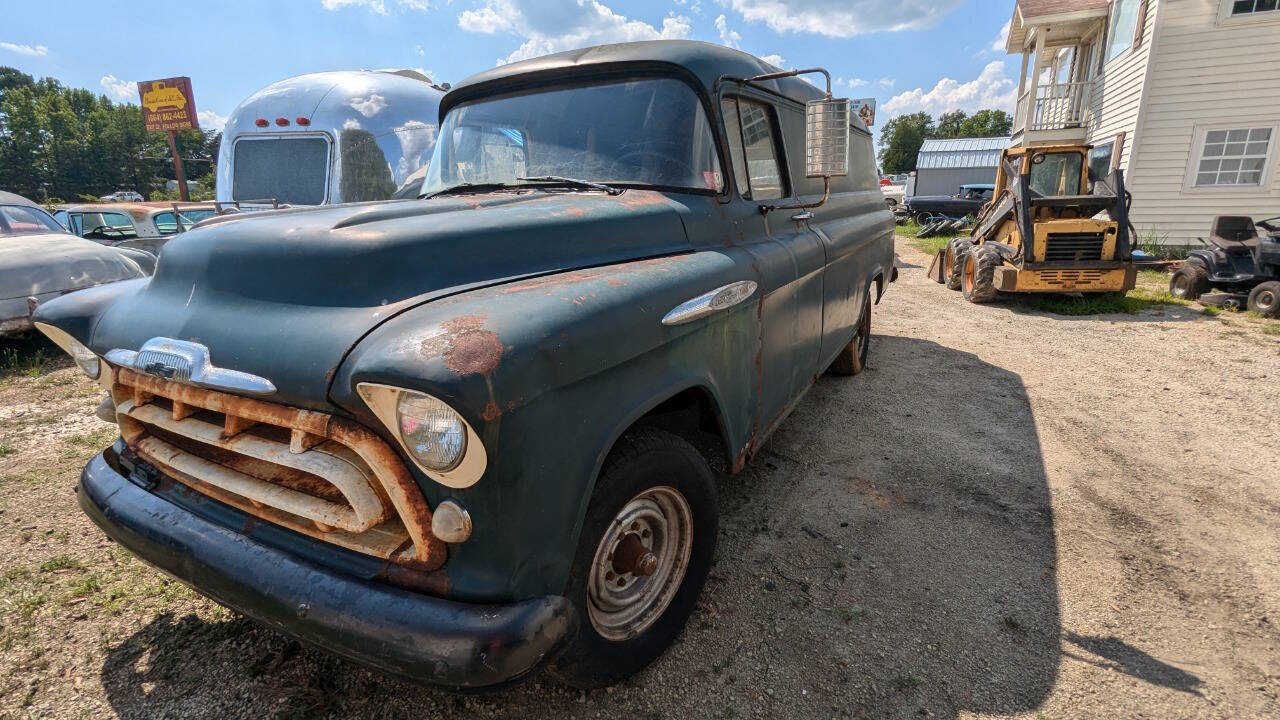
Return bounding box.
[105,338,276,396]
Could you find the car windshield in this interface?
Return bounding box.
[1029,152,1084,196]
[0,204,66,236]
[421,77,723,197]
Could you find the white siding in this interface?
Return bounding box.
[1125,0,1280,247]
[1086,0,1159,171]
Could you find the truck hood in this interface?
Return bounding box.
[88,190,691,410]
[1,234,144,301]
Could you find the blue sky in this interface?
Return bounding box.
[3,0,1016,142]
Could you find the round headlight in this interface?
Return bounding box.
[396,391,466,472]
[67,338,100,380]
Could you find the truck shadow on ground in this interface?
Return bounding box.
[94,335,1181,719]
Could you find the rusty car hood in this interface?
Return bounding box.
[85,190,692,410]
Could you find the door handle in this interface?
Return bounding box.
[791,211,814,222]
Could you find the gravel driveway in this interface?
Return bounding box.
[1,238,1277,719]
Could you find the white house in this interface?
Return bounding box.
[1005,0,1280,247]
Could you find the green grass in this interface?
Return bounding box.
[38,555,82,573]
[1202,306,1223,317]
[1014,288,1186,316]
[897,220,967,256]
[0,442,14,458]
[1263,323,1280,336]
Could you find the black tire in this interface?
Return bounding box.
[962,244,1001,303]
[1169,262,1208,300]
[549,429,718,689]
[945,237,974,291]
[913,211,931,226]
[829,290,872,376]
[1247,281,1280,318]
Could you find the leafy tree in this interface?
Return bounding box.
[0,65,217,201]
[877,112,934,174]
[958,109,1012,139]
[878,108,1015,172]
[936,110,968,139]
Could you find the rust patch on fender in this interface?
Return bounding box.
[482,402,503,422]
[420,315,504,377]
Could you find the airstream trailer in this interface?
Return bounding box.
[216,70,446,206]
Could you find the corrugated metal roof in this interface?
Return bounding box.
[916,136,1012,170]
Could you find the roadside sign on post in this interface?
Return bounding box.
[852,98,877,127]
[137,77,199,200]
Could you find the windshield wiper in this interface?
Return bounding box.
[516,176,623,196]
[421,182,514,199]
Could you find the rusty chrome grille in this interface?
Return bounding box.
[1044,232,1105,262]
[111,367,445,569]
[1037,269,1105,287]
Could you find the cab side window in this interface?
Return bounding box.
[154,212,179,235]
[721,96,786,201]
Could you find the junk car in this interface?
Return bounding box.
[0,191,152,336]
[35,40,894,689]
[215,70,446,207]
[905,183,995,224]
[54,202,218,256]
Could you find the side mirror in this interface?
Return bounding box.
[805,98,850,178]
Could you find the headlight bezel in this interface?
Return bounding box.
[357,382,487,489]
[33,322,106,383]
[68,337,101,379]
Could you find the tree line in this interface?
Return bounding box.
[878,109,1013,174]
[0,66,218,203]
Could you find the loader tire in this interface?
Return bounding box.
[962,245,1001,303]
[945,238,973,291]
[1169,262,1208,300]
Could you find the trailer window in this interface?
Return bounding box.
[1029,152,1084,197]
[232,136,330,205]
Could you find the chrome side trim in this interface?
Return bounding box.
[105,337,276,395]
[661,281,758,326]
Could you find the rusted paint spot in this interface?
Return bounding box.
[482,402,502,422]
[613,189,670,210]
[434,315,503,376]
[562,206,586,217]
[606,278,624,287]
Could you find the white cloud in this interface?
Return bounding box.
[99,74,136,102]
[878,77,896,88]
[0,41,48,56]
[414,44,425,56]
[320,0,431,13]
[197,109,228,131]
[458,1,693,65]
[882,60,1017,119]
[724,0,964,37]
[715,14,741,48]
[993,19,1010,51]
[759,53,785,68]
[322,0,386,13]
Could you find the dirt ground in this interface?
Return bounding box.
[1,238,1277,719]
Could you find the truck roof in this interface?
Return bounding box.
[444,40,863,130]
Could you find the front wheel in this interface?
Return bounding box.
[962,245,1001,303]
[1169,263,1208,300]
[1248,281,1280,318]
[829,290,872,376]
[549,429,718,689]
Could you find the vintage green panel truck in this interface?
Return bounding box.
[33,40,894,689]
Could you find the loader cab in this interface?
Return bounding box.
[993,145,1090,200]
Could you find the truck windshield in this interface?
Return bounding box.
[1029,152,1084,197]
[421,77,723,197]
